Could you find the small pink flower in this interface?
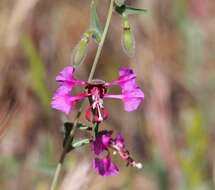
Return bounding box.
[91,130,142,176]
[51,66,144,121]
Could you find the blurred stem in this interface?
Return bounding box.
[50,0,114,189]
[50,163,62,190]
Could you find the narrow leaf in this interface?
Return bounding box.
[72,139,90,148]
[22,36,51,111]
[124,6,147,16]
[115,5,126,15]
[64,122,91,132]
[64,122,73,137]
[63,122,73,148]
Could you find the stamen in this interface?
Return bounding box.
[134,162,143,169]
[97,104,103,121]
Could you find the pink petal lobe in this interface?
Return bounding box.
[51,90,72,114]
[55,66,74,82]
[55,66,85,90]
[123,88,144,112]
[51,88,85,114]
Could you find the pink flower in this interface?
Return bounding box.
[91,130,142,176]
[51,66,144,121]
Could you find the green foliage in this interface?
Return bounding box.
[180,109,211,189]
[123,6,147,16]
[63,122,91,151]
[72,139,90,148]
[0,157,19,179]
[115,5,147,16]
[144,153,169,190]
[22,36,51,111]
[172,0,188,24]
[63,122,74,150]
[64,122,91,132]
[92,123,99,140]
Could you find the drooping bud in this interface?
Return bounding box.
[115,0,126,7]
[90,0,102,44]
[121,15,135,57]
[72,31,90,67]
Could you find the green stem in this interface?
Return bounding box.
[93,122,99,140]
[50,163,62,190]
[88,0,114,82]
[49,1,114,189]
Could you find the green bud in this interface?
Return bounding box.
[72,32,90,67]
[121,16,135,57]
[115,0,126,7]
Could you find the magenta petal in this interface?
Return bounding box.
[92,131,112,155]
[123,98,142,112]
[117,67,137,92]
[116,68,144,111]
[123,88,144,112]
[114,134,124,149]
[56,66,85,91]
[105,67,144,111]
[51,88,85,114]
[119,67,133,77]
[51,90,72,114]
[102,134,111,146]
[93,156,119,176]
[56,66,75,82]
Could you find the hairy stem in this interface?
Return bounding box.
[50,0,114,189]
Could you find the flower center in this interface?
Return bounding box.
[85,80,108,122]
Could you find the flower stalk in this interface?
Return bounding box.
[50,0,115,189]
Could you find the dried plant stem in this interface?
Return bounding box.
[50,0,114,189]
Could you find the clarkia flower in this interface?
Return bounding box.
[51,66,144,122]
[91,130,142,176]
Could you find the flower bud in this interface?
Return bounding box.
[72,32,90,67]
[115,0,126,7]
[121,16,135,57]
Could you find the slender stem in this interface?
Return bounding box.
[49,1,114,190]
[50,163,62,190]
[92,122,99,140]
[88,0,114,82]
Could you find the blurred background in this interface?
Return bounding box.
[0,0,215,189]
